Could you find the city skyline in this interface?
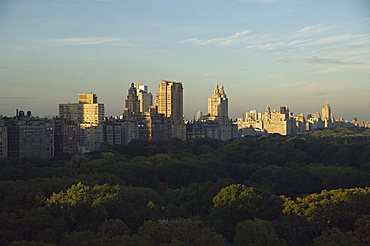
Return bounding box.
[1,0,370,120]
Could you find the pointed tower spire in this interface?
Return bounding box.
[220,84,226,98]
[213,83,220,96]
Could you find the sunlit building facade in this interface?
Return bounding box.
[155,80,185,140]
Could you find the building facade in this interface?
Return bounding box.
[54,118,78,155]
[59,93,104,152]
[187,84,237,141]
[155,80,185,140]
[4,111,54,158]
[125,83,140,115]
[138,106,171,142]
[134,83,153,113]
[0,118,8,158]
[321,101,334,128]
[104,114,139,145]
[208,84,228,121]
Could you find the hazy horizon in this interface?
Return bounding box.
[1,0,370,121]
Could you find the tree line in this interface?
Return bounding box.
[0,128,369,245]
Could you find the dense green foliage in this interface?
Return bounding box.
[0,128,370,245]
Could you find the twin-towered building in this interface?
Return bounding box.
[187,84,238,141]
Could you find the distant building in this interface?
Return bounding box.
[187,84,237,141]
[186,119,238,141]
[322,101,334,128]
[134,83,153,113]
[295,113,306,134]
[138,106,171,141]
[262,106,296,136]
[4,110,54,158]
[306,112,324,130]
[208,84,228,121]
[54,118,78,155]
[0,118,8,158]
[155,80,185,140]
[125,83,140,115]
[59,93,105,152]
[104,112,139,145]
[238,105,297,136]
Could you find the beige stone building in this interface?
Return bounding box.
[125,83,140,115]
[138,106,171,141]
[155,80,185,140]
[306,112,324,130]
[321,101,334,128]
[59,93,104,152]
[208,84,228,121]
[238,106,297,136]
[187,84,237,141]
[262,106,296,136]
[134,83,153,113]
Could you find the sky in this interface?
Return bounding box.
[0,0,370,121]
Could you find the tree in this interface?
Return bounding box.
[282,187,370,232]
[273,215,316,246]
[313,228,360,246]
[234,219,284,246]
[211,184,282,240]
[138,219,225,246]
[100,219,129,237]
[47,182,120,208]
[354,215,370,245]
[60,231,146,246]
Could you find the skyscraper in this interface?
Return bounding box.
[125,83,140,114]
[134,83,153,113]
[208,84,228,121]
[322,101,334,128]
[155,80,185,140]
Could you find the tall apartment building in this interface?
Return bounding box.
[208,84,228,121]
[134,83,153,113]
[4,110,54,158]
[155,80,185,140]
[54,118,78,155]
[104,113,139,145]
[59,93,104,152]
[125,83,140,114]
[322,101,334,128]
[0,118,8,158]
[187,84,236,141]
[137,106,171,142]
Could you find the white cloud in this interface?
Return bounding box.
[183,30,252,47]
[182,22,370,73]
[43,37,129,46]
[299,24,335,34]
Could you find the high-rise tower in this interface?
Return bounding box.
[134,83,153,112]
[155,80,185,140]
[208,84,228,121]
[125,83,140,114]
[322,101,334,128]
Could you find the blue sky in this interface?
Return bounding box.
[0,0,370,120]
